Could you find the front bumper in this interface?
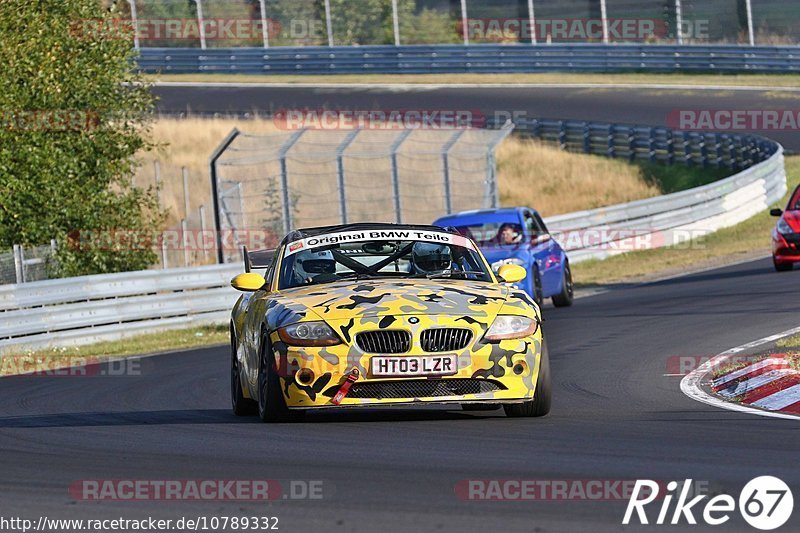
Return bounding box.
[270,317,543,409]
[773,233,800,262]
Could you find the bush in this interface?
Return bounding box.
[0,0,164,277]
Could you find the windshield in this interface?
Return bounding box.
[791,186,800,210]
[451,221,523,247]
[278,232,492,290]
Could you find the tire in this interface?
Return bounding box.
[552,261,574,308]
[503,338,552,418]
[531,267,544,307]
[257,331,303,423]
[231,326,257,416]
[774,258,793,272]
[461,403,500,411]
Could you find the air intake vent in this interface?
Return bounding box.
[326,379,504,399]
[420,328,472,352]
[356,330,411,354]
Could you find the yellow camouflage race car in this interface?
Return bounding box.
[229,223,551,422]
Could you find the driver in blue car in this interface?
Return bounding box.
[497,223,523,245]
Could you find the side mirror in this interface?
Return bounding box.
[496,264,527,284]
[770,208,784,217]
[231,273,266,292]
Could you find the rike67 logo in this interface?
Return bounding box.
[623,477,793,530]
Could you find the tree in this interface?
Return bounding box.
[0,0,164,276]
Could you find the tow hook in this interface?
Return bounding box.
[330,368,360,405]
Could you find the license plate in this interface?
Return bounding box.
[371,355,458,377]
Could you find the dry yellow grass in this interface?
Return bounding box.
[136,118,662,228]
[496,137,660,216]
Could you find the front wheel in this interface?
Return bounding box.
[231,327,257,416]
[503,338,552,418]
[257,332,302,423]
[551,261,574,308]
[774,258,793,272]
[531,267,544,307]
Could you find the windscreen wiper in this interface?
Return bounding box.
[425,270,487,279]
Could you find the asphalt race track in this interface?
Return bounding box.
[153,84,800,152]
[1,257,798,532]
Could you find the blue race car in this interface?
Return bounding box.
[433,207,573,307]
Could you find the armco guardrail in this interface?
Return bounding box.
[510,118,786,262]
[0,120,787,353]
[137,44,800,74]
[543,148,785,262]
[0,264,240,353]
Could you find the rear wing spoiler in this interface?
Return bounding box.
[242,246,276,273]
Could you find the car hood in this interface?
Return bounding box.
[268,278,511,324]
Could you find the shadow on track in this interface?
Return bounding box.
[0,407,503,428]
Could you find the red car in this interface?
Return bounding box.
[771,183,800,271]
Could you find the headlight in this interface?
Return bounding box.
[278,321,341,347]
[777,218,794,235]
[491,257,525,271]
[484,315,539,341]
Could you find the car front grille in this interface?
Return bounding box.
[784,234,800,245]
[328,379,504,400]
[356,330,411,354]
[420,328,473,352]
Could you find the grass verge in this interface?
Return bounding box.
[147,72,800,88]
[572,155,799,286]
[1,325,228,376]
[776,336,800,371]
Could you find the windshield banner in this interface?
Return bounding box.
[284,229,476,257]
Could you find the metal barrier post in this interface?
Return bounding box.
[324,0,334,46]
[13,244,24,284]
[527,0,537,44]
[485,121,515,209]
[236,183,245,231]
[199,205,209,261]
[161,234,168,269]
[600,0,609,44]
[259,0,270,48]
[390,130,413,224]
[181,219,190,266]
[193,0,207,50]
[391,0,401,46]
[666,130,674,165]
[744,0,755,46]
[582,123,591,153]
[209,128,240,264]
[675,0,684,44]
[182,167,191,219]
[460,0,469,45]
[127,0,140,50]
[154,161,162,205]
[278,130,307,233]
[628,128,636,162]
[442,130,466,215]
[336,128,361,224]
